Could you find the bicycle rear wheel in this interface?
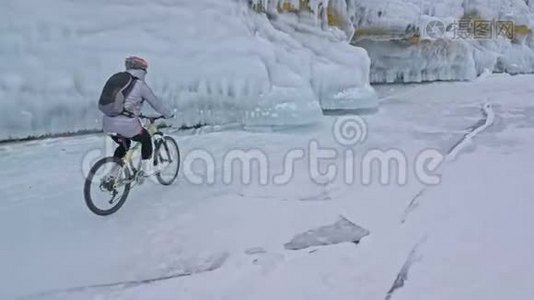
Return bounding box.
[84,157,131,216]
[155,136,180,186]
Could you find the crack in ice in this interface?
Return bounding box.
[385,237,427,300]
[18,253,229,300]
[401,102,495,224]
[447,102,495,160]
[400,188,426,224]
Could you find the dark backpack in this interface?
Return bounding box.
[98,72,138,117]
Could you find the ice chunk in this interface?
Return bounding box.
[284,217,370,250]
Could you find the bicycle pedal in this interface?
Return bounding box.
[136,173,145,185]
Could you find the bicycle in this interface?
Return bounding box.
[84,115,180,216]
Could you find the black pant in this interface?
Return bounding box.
[111,129,152,160]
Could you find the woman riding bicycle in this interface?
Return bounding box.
[102,56,173,176]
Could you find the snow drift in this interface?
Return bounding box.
[0,0,376,140]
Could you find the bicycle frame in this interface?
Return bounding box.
[121,119,164,181]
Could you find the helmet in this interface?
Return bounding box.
[125,56,149,71]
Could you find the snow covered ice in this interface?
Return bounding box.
[3,73,534,300]
[3,1,534,300]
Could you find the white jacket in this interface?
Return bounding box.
[102,69,173,138]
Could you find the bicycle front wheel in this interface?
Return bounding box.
[84,157,131,216]
[155,136,180,186]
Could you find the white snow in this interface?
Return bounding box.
[2,74,534,299]
[0,0,376,140]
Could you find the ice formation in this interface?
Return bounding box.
[349,0,534,83]
[0,0,376,140]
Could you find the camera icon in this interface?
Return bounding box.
[423,19,446,39]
